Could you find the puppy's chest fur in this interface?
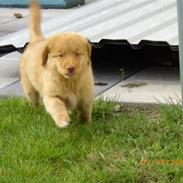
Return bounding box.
[43,71,81,109]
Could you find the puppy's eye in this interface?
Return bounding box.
[75,53,82,57]
[54,54,64,58]
[59,54,64,58]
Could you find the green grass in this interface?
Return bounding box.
[0,97,183,183]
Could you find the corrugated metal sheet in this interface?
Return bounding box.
[0,0,178,47]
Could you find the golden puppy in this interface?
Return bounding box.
[20,0,94,128]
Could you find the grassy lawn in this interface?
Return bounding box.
[0,97,183,183]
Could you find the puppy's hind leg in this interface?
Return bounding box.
[21,73,40,107]
[78,99,93,124]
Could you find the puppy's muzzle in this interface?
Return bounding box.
[66,66,75,77]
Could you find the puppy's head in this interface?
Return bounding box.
[42,33,91,79]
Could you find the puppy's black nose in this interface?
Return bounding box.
[67,66,75,74]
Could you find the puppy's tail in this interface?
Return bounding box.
[29,0,44,43]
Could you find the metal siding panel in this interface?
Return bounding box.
[0,0,178,47]
[86,1,176,42]
[142,23,178,43]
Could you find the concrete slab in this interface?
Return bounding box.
[0,51,20,88]
[99,67,181,104]
[94,65,139,96]
[0,66,181,105]
[0,78,18,89]
[0,51,20,74]
[0,80,23,97]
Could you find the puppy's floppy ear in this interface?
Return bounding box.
[86,39,92,59]
[41,44,49,66]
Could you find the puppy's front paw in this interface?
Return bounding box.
[56,121,69,128]
[54,114,70,128]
